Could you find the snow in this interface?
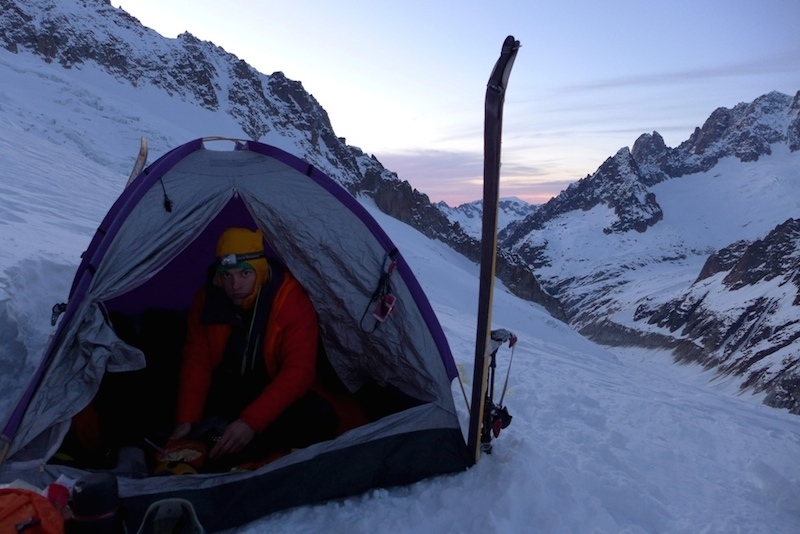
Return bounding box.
[535,145,800,284]
[2,44,800,534]
[438,197,538,240]
[519,142,800,397]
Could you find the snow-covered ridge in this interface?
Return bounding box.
[504,102,800,412]
[436,196,537,239]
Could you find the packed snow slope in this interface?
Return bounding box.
[1,47,800,534]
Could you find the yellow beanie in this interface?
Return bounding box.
[215,228,269,307]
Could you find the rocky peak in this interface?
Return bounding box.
[676,90,798,171]
[0,0,565,318]
[690,106,733,155]
[722,218,800,292]
[503,89,799,276]
[501,146,662,249]
[592,148,663,234]
[437,197,537,239]
[630,132,673,186]
[695,218,800,293]
[630,91,800,184]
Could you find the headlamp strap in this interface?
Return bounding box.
[218,251,265,267]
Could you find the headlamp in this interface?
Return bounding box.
[219,253,239,267]
[217,251,265,268]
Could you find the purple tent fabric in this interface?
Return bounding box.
[2,137,462,459]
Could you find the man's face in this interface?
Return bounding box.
[219,267,257,306]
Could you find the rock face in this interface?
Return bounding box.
[0,0,565,320]
[499,88,800,413]
[359,163,564,318]
[504,91,800,247]
[633,219,800,412]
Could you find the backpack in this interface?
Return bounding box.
[0,487,64,534]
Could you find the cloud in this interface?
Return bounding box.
[368,51,800,207]
[556,53,800,95]
[373,148,483,203]
[373,148,570,206]
[498,178,574,206]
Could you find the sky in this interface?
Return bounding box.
[107,0,800,205]
[2,45,800,532]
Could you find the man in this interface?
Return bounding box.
[169,227,338,471]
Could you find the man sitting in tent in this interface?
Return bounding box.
[166,227,340,472]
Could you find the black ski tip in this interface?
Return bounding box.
[502,35,520,52]
[486,36,521,98]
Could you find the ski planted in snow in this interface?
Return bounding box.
[467,35,520,464]
[126,136,148,187]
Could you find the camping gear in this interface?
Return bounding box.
[0,137,472,532]
[134,499,204,534]
[479,329,517,454]
[152,440,208,476]
[67,472,124,534]
[0,486,65,534]
[467,35,520,462]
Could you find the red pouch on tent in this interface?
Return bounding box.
[0,487,65,534]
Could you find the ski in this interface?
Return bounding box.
[467,35,520,464]
[126,136,148,187]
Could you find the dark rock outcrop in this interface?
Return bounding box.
[0,0,564,320]
[633,219,800,412]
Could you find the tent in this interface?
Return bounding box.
[0,138,472,531]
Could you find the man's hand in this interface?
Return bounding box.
[209,419,255,458]
[170,422,192,441]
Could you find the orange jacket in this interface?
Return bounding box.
[176,272,318,433]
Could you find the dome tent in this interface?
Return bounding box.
[0,138,471,531]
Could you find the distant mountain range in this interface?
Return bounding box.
[2,0,800,413]
[437,197,537,239]
[499,91,800,412]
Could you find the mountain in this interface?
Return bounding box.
[0,0,564,319]
[3,0,800,414]
[501,90,800,412]
[437,197,538,239]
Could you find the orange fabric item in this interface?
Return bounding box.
[316,387,370,436]
[64,403,101,455]
[176,271,320,433]
[0,488,64,534]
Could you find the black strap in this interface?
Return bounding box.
[204,265,285,420]
[200,263,285,376]
[242,265,284,374]
[359,251,397,333]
